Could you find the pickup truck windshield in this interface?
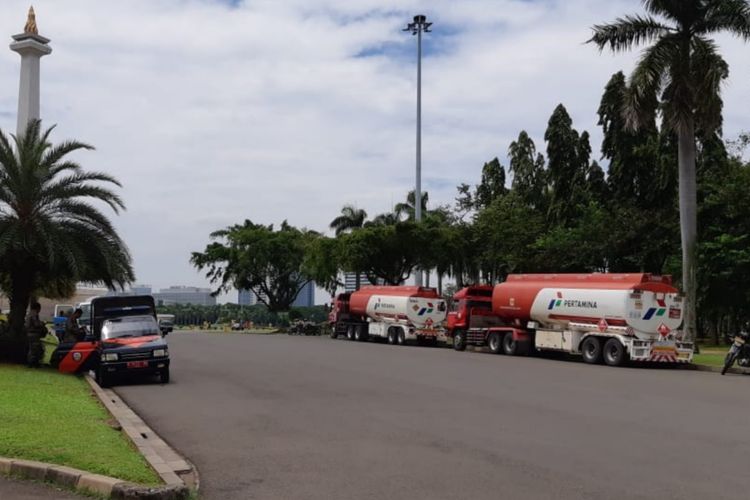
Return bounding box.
[101,316,160,339]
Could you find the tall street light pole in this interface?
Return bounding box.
[403,14,432,287]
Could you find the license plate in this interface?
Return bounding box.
[126,360,148,369]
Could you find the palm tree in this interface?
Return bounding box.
[395,190,429,221]
[330,205,367,290]
[589,0,750,342]
[330,205,367,236]
[0,120,134,359]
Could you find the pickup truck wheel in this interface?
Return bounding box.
[488,332,502,354]
[453,330,466,351]
[96,367,111,388]
[581,337,603,364]
[603,338,628,367]
[502,333,518,356]
[159,368,170,384]
[397,329,406,346]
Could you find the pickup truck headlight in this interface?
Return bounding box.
[102,353,119,362]
[153,349,168,358]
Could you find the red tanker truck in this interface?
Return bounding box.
[447,273,694,366]
[330,286,447,345]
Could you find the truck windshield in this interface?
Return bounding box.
[101,316,159,339]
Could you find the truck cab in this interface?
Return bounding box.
[50,295,170,387]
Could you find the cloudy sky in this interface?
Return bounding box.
[0,0,748,299]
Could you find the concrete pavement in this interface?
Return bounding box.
[115,332,750,500]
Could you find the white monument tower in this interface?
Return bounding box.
[10,6,52,136]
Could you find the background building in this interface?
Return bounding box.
[153,286,216,306]
[292,281,315,308]
[238,289,257,306]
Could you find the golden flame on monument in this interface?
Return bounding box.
[24,6,38,35]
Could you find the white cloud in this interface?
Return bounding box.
[0,0,747,295]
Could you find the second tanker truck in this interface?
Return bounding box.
[330,286,447,345]
[446,273,694,366]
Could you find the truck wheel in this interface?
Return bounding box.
[488,332,502,354]
[453,330,466,351]
[603,338,628,367]
[397,329,406,346]
[330,326,338,339]
[159,368,170,384]
[387,328,397,345]
[346,325,356,341]
[502,333,519,356]
[581,337,603,364]
[355,325,367,342]
[96,367,111,389]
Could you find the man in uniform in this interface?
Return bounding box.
[25,302,47,368]
[63,308,85,343]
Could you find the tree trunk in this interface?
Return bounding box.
[678,120,698,343]
[355,272,361,291]
[5,269,33,363]
[425,270,430,288]
[437,273,443,296]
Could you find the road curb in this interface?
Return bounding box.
[1,457,133,498]
[84,375,199,495]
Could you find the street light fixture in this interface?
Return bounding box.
[403,14,432,287]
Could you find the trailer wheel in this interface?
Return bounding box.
[397,329,406,346]
[355,325,368,342]
[453,330,466,351]
[502,333,519,356]
[488,332,502,354]
[603,338,628,367]
[346,325,356,341]
[387,328,397,345]
[581,337,603,364]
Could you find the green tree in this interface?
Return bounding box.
[329,205,367,290]
[395,190,429,221]
[339,222,426,285]
[0,121,134,360]
[544,104,590,224]
[191,220,314,312]
[303,236,342,297]
[474,158,508,209]
[329,205,367,236]
[589,0,750,341]
[508,131,547,210]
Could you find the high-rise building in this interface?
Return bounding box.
[153,286,216,306]
[292,281,315,307]
[130,284,152,296]
[238,289,257,306]
[344,272,381,292]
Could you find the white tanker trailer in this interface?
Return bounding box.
[330,286,447,345]
[491,274,694,365]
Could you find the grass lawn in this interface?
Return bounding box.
[0,364,160,485]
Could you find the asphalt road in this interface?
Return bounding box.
[115,332,750,500]
[0,475,83,499]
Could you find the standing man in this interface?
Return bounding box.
[63,308,85,343]
[25,302,47,368]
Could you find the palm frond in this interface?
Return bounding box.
[589,14,674,52]
[701,0,750,39]
[623,34,681,130]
